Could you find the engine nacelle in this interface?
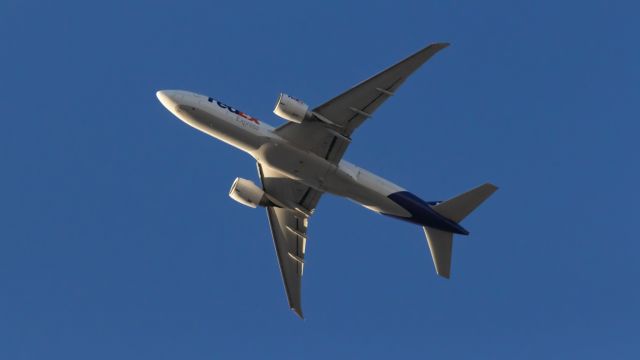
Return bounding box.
[229,178,269,208]
[273,93,311,124]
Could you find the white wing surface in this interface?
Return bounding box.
[275,42,449,164]
[258,163,323,318]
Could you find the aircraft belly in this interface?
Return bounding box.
[255,142,410,218]
[323,167,411,218]
[255,142,336,190]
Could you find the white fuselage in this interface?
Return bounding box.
[157,90,411,218]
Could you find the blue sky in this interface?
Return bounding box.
[1,0,639,358]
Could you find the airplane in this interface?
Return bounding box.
[156,42,497,318]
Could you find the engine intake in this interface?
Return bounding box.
[273,93,311,124]
[229,178,269,208]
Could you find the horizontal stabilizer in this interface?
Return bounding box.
[423,183,497,278]
[433,183,498,223]
[423,227,453,278]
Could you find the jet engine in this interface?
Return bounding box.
[273,93,312,124]
[228,177,269,208]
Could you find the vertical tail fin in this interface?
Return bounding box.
[424,183,497,278]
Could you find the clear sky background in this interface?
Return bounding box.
[1,0,639,358]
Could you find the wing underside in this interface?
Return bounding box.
[258,163,323,318]
[275,43,449,164]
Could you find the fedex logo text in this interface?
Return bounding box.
[215,100,260,125]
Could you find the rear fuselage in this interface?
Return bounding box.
[157,90,467,234]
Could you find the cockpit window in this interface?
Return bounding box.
[207,97,214,103]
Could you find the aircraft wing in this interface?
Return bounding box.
[257,163,323,318]
[275,42,449,164]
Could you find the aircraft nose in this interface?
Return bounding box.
[156,90,181,110]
